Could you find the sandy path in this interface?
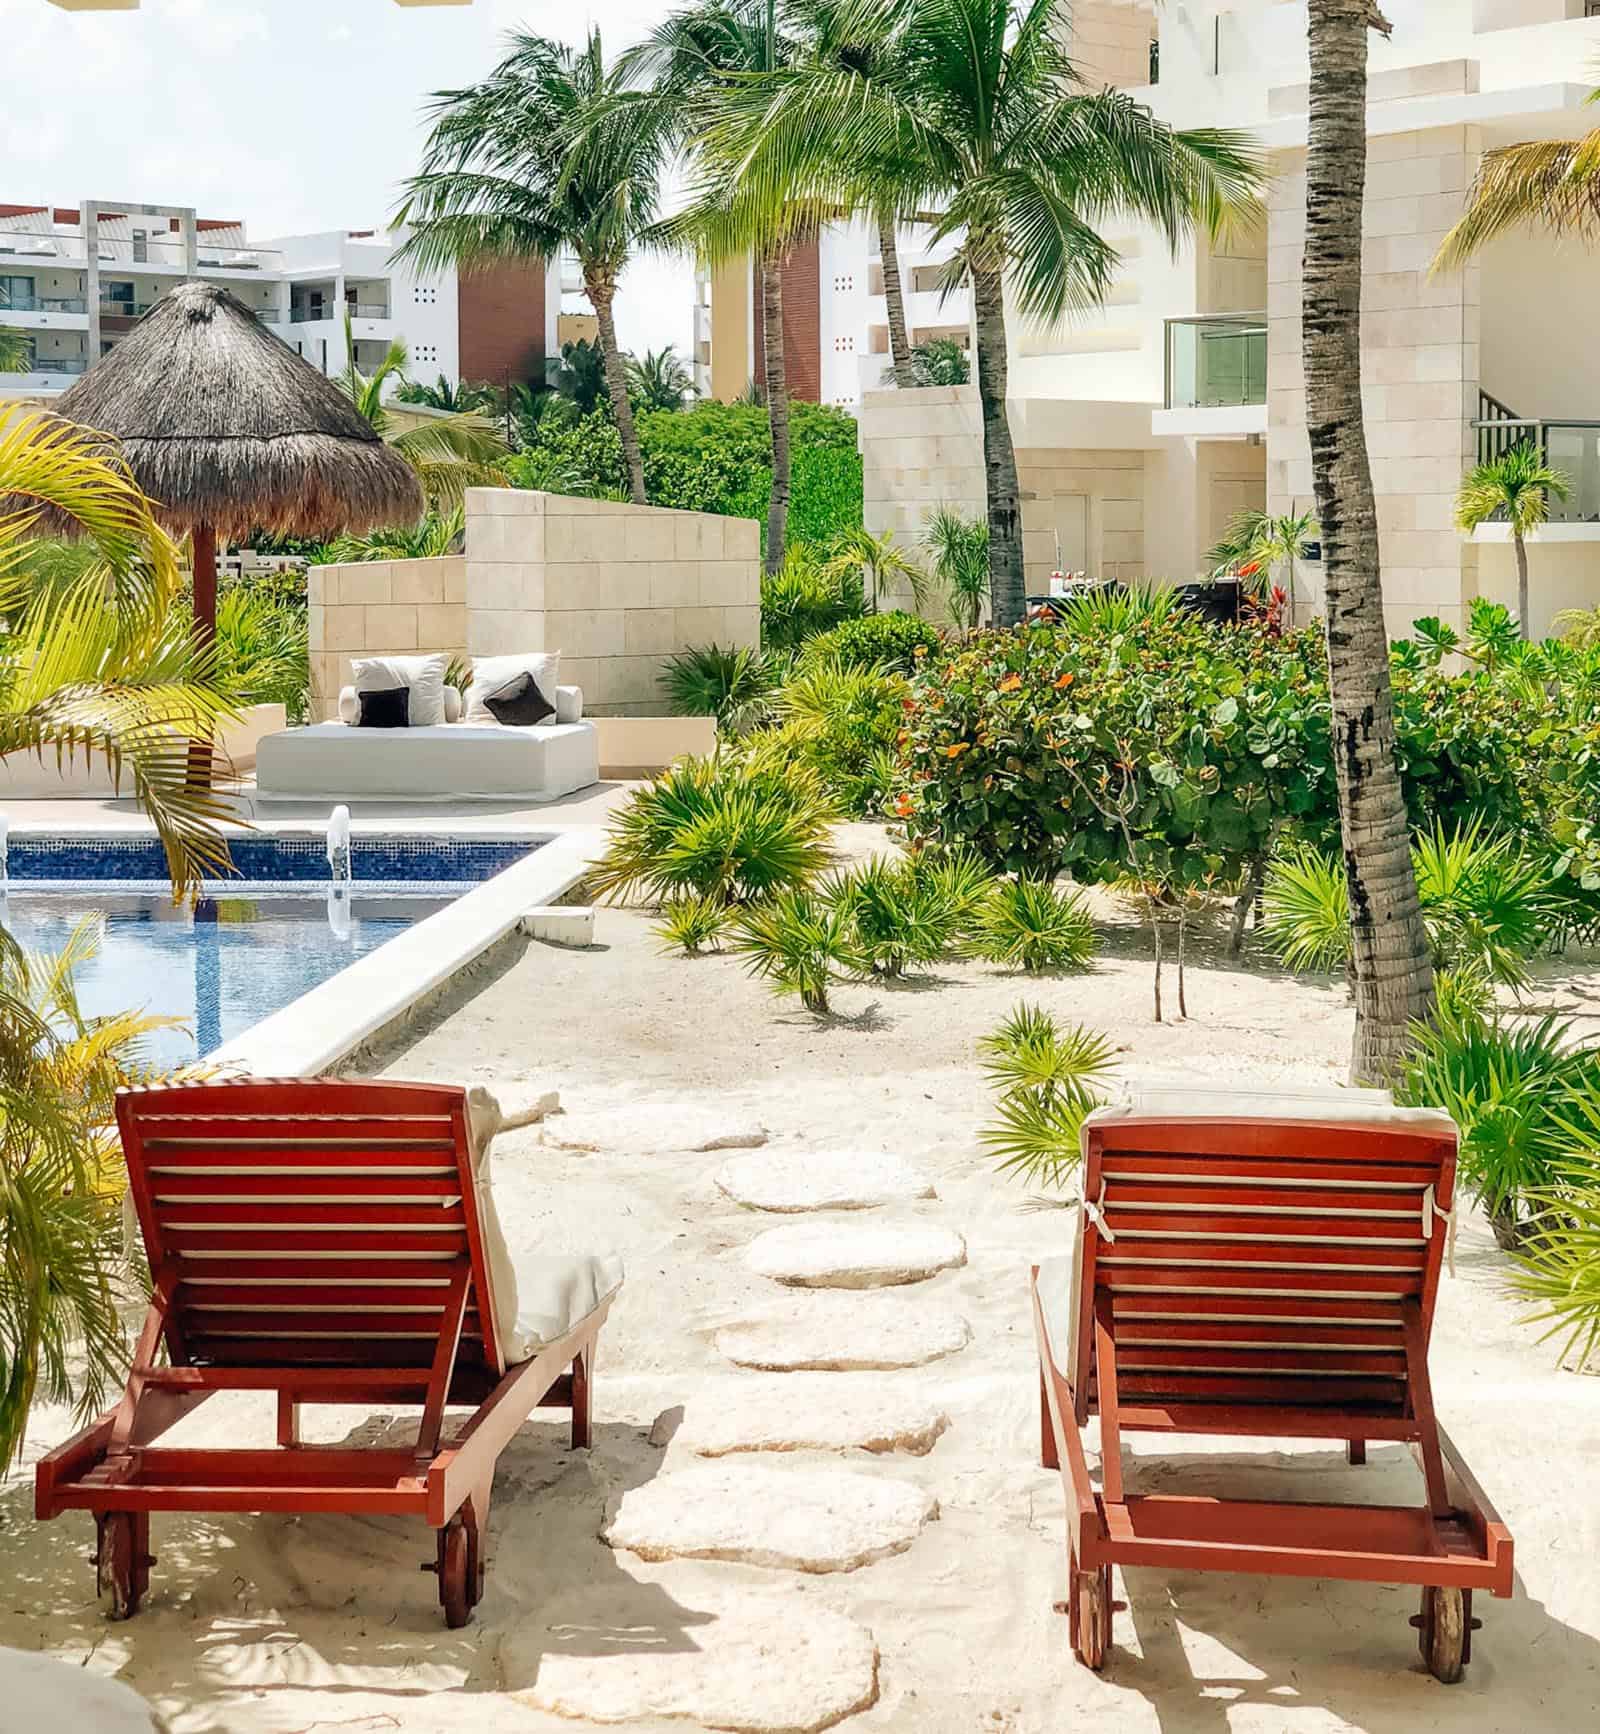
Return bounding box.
[2,889,1599,1731]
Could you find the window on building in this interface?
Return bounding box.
[132,229,148,264]
[0,275,32,310]
[1149,36,1159,85]
[104,281,135,307]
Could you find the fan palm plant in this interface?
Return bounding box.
[625,345,696,410]
[0,920,192,1475]
[0,328,30,373]
[1455,442,1571,639]
[922,506,989,630]
[1206,507,1319,614]
[320,505,467,563]
[684,0,1263,626]
[395,29,670,505]
[338,326,506,509]
[978,1002,1116,1188]
[822,525,929,614]
[1434,85,1600,270]
[0,411,234,895]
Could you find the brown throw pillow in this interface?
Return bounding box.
[484,671,556,727]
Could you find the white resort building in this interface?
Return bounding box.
[0,198,562,405]
[833,0,1600,639]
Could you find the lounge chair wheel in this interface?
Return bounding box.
[1071,1566,1113,1671]
[437,1520,472,1629]
[1417,1586,1467,1683]
[94,1512,145,1621]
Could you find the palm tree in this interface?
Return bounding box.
[1207,507,1318,614]
[1455,441,1570,639]
[320,504,467,563]
[395,29,670,506]
[0,329,30,372]
[395,372,499,414]
[1303,0,1433,1083]
[551,337,612,414]
[627,0,809,576]
[688,0,1264,626]
[338,324,507,508]
[626,345,696,410]
[1434,85,1600,270]
[823,524,929,612]
[0,411,234,894]
[922,505,989,629]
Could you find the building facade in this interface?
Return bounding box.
[0,199,556,403]
[857,0,1600,639]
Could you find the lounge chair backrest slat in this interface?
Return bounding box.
[117,1078,505,1378]
[1071,1110,1456,1427]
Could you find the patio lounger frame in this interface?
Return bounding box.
[1033,1101,1514,1681]
[36,1079,615,1627]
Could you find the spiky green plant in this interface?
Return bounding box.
[1046,581,1186,638]
[1260,845,1352,973]
[213,587,310,723]
[914,843,996,928]
[826,856,960,979]
[1455,441,1570,637]
[652,894,730,956]
[760,544,866,649]
[659,643,777,730]
[1394,1004,1600,1248]
[0,919,193,1474]
[731,886,862,1014]
[590,753,834,907]
[921,507,989,631]
[971,877,1097,974]
[977,1003,1116,1188]
[1511,1080,1600,1367]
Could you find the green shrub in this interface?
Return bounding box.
[660,644,777,730]
[922,507,990,630]
[760,548,866,650]
[826,855,965,978]
[590,754,834,907]
[732,886,861,1014]
[971,877,1098,974]
[897,611,1333,885]
[652,894,730,956]
[977,1003,1116,1188]
[1394,1004,1600,1250]
[799,611,944,675]
[214,588,310,724]
[765,658,906,816]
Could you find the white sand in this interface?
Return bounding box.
[4,877,1600,1732]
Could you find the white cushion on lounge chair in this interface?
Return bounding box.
[352,652,448,726]
[466,1087,624,1365]
[465,651,561,725]
[1081,1086,1457,1157]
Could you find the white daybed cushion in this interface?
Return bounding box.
[444,684,464,724]
[466,652,561,725]
[338,683,579,726]
[352,652,448,727]
[467,1087,624,1365]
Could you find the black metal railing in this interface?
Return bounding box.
[1470,408,1600,523]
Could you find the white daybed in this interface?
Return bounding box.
[255,682,599,803]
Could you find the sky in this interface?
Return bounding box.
[2,0,697,362]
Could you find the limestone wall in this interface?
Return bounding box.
[1267,111,1481,636]
[308,556,466,721]
[308,494,759,721]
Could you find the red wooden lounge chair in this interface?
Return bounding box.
[1032,1089,1514,1682]
[36,1078,623,1627]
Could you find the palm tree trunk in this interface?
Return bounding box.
[878,215,914,389]
[586,272,646,505]
[971,258,1025,629]
[761,255,791,578]
[1304,0,1432,1084]
[187,522,217,790]
[1513,524,1531,638]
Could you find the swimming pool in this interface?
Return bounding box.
[0,833,542,1067]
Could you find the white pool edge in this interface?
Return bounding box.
[207,827,604,1078]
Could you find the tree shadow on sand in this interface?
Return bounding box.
[0,1410,714,1719]
[1062,1443,1600,1733]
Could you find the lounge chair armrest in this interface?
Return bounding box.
[444,684,463,724]
[337,685,358,725]
[555,685,583,724]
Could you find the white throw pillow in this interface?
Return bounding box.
[351,653,447,727]
[466,652,561,726]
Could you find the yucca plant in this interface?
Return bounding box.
[731,886,862,1014]
[971,877,1097,974]
[1394,1004,1600,1249]
[652,893,730,956]
[659,643,777,731]
[826,856,960,979]
[759,545,866,650]
[1047,581,1185,638]
[213,586,310,723]
[1511,1080,1600,1367]
[921,507,989,631]
[590,752,835,908]
[1263,823,1553,991]
[0,919,191,1475]
[977,1003,1116,1188]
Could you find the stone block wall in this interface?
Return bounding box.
[308,556,466,721]
[465,490,760,715]
[1267,116,1481,637]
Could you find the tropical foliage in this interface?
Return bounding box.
[626,345,695,411]
[660,642,778,730]
[1454,441,1570,637]
[908,337,970,387]
[797,610,943,675]
[922,507,989,630]
[760,546,866,650]
[970,877,1098,974]
[978,1004,1116,1189]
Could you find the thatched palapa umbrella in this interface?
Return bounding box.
[50,282,422,650]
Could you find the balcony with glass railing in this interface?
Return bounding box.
[0,294,88,316]
[1165,314,1268,411]
[347,302,391,321]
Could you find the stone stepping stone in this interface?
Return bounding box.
[717,1296,972,1371]
[507,1584,879,1732]
[746,1223,966,1289]
[715,1149,936,1213]
[653,1374,950,1457]
[604,1462,937,1573]
[545,1100,767,1155]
